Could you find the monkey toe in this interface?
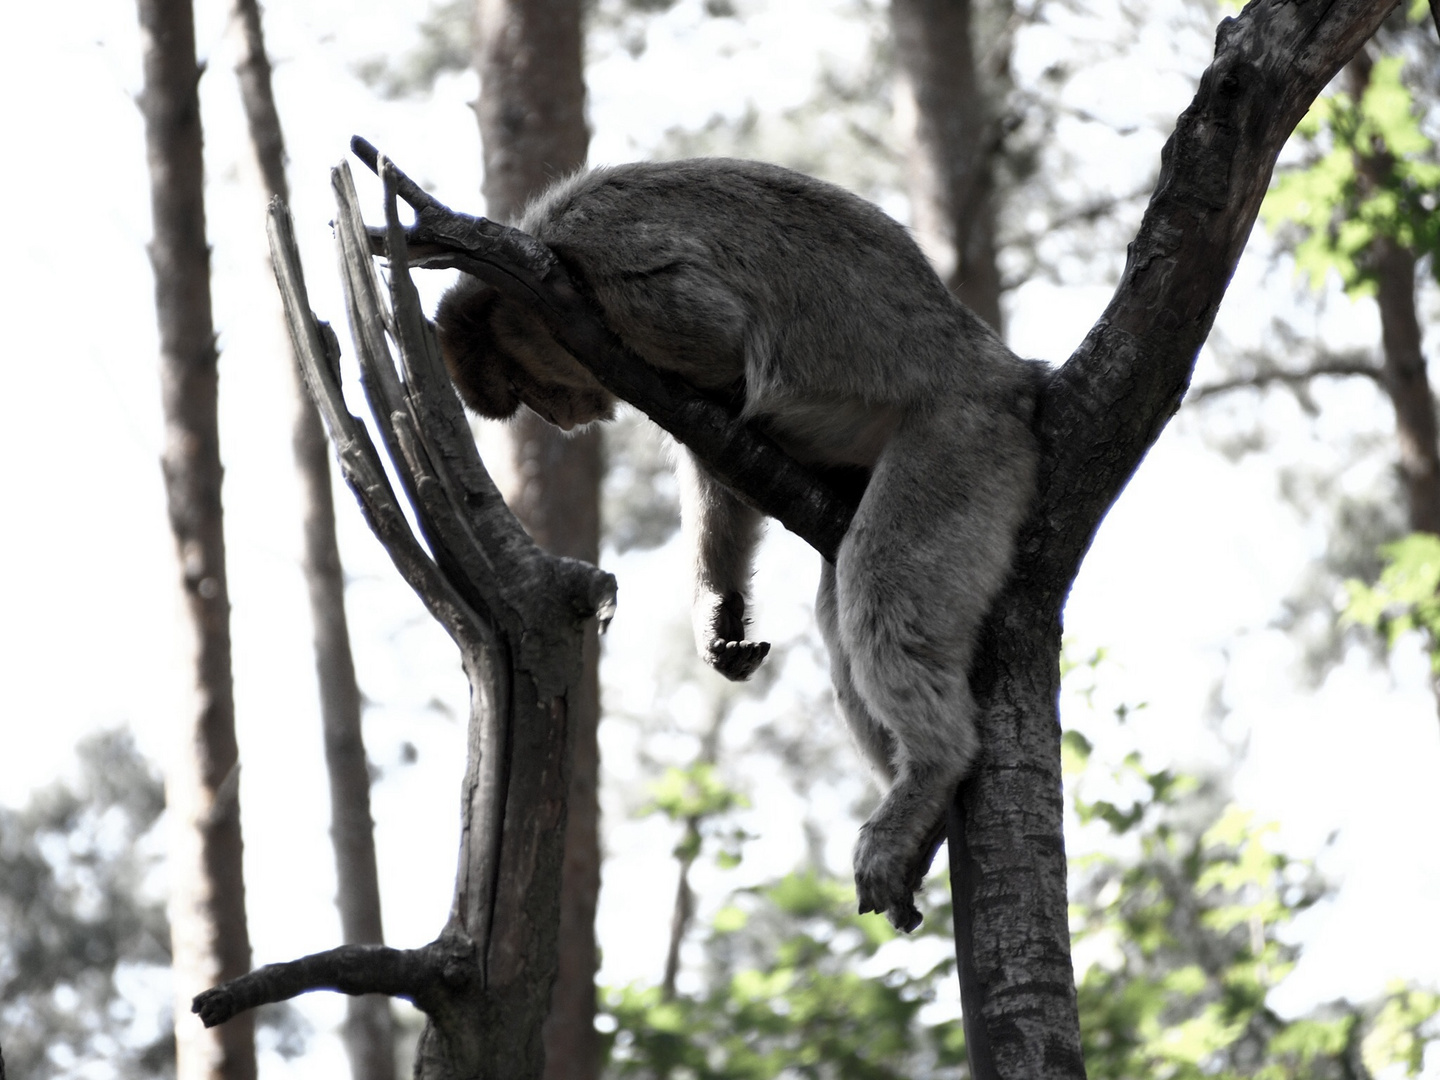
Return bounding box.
[706,638,770,681]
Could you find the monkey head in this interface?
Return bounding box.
[434,275,615,431]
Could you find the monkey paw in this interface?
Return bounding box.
[706,637,771,681]
[854,851,923,932]
[853,818,946,933]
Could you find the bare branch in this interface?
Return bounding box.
[192,935,474,1027]
[258,170,615,1076]
[1189,356,1383,402]
[266,198,493,656]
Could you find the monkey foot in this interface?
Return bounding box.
[706,637,770,681]
[854,817,947,933]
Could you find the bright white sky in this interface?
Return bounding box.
[1,0,1438,1073]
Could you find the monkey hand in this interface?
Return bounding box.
[854,812,946,933]
[698,591,770,681]
[707,637,771,681]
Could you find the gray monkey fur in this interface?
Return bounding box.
[433,158,1042,931]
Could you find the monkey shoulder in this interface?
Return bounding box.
[523,162,1009,397]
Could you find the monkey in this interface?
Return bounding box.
[433,158,1042,931]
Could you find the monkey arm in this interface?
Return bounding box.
[677,450,769,681]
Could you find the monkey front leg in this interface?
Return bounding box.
[676,450,769,680]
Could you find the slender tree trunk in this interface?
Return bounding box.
[891,0,1006,331]
[136,1,256,1076]
[1375,238,1440,533]
[1345,50,1440,536]
[660,704,726,1000]
[229,2,398,1076]
[473,3,601,1076]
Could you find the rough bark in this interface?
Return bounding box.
[953,7,1398,1077]
[230,2,397,1075]
[1345,51,1440,536]
[473,2,603,1077]
[892,0,1005,330]
[136,0,256,1076]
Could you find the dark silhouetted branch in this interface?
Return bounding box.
[193,938,469,1027]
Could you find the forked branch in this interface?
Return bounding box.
[195,160,613,1080]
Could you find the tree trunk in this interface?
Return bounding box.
[1374,238,1440,533]
[891,0,1006,331]
[1344,52,1440,536]
[230,2,397,1075]
[472,3,601,1077]
[136,0,256,1076]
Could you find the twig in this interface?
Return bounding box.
[1188,356,1382,402]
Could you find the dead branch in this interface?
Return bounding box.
[192,936,472,1026]
[195,160,613,1080]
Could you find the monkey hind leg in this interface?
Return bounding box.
[817,561,898,784]
[839,398,1037,930]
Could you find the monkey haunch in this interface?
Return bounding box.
[435,159,1041,931]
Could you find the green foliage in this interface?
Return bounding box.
[1263,55,1440,295]
[1363,984,1440,1076]
[0,730,174,1077]
[602,650,1440,1078]
[1067,660,1438,1080]
[601,871,965,1079]
[643,763,753,866]
[1343,532,1440,669]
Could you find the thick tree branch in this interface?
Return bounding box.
[1034,1,1400,602]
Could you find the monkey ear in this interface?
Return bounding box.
[434,277,522,419]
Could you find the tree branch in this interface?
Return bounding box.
[192,937,472,1027]
[1189,355,1383,402]
[232,160,615,1079]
